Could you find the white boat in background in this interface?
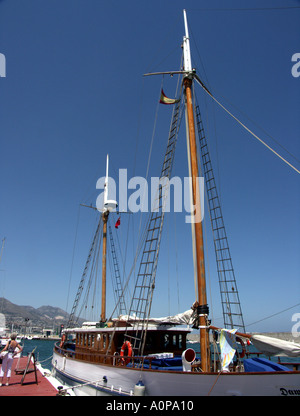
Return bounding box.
[0,335,23,346]
[52,10,300,396]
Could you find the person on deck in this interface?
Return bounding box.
[0,333,23,386]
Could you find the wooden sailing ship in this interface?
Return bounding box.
[52,10,300,396]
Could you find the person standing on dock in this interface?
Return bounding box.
[0,333,23,386]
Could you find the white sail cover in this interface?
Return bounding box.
[117,309,194,326]
[251,334,300,357]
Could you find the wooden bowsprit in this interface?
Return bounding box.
[15,349,38,385]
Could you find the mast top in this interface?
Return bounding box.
[103,154,118,213]
[183,9,192,75]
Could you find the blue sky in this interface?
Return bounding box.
[0,0,299,333]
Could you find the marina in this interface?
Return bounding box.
[0,3,299,397]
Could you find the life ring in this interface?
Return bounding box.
[59,333,66,348]
[120,341,133,365]
[236,337,246,359]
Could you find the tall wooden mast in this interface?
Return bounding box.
[183,9,210,372]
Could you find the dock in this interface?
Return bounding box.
[0,355,58,396]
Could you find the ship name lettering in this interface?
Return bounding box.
[280,388,300,396]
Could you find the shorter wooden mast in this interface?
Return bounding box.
[183,9,210,372]
[101,211,108,323]
[100,155,118,323]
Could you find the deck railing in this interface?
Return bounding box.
[54,342,161,368]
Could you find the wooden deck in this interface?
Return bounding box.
[0,355,58,396]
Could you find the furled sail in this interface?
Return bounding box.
[251,334,300,357]
[117,309,193,326]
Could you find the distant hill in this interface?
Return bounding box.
[0,298,70,330]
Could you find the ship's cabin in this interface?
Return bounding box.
[58,321,191,366]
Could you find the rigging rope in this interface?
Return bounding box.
[172,210,181,313]
[195,78,300,175]
[65,205,81,314]
[246,302,300,328]
[190,6,300,12]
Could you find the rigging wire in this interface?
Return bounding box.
[193,83,215,328]
[110,71,185,329]
[189,6,300,12]
[195,78,300,175]
[78,220,102,321]
[184,100,198,302]
[190,28,224,205]
[145,15,182,75]
[166,213,171,317]
[246,302,300,328]
[107,239,118,311]
[209,89,300,167]
[172,209,181,313]
[189,20,300,174]
[65,204,81,314]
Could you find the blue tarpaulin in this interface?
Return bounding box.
[244,357,290,372]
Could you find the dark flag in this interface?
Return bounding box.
[159,89,180,105]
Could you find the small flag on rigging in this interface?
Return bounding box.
[115,217,121,229]
[159,89,180,105]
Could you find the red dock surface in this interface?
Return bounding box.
[0,356,58,396]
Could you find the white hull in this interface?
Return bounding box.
[52,351,300,396]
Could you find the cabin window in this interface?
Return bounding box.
[178,334,182,349]
[162,333,180,349]
[170,334,176,347]
[145,334,155,350]
[163,334,175,349]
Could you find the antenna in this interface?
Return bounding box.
[103,154,118,213]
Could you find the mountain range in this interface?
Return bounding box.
[0,297,70,330]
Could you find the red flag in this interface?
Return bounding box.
[115,217,121,229]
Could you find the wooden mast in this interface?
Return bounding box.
[183,9,210,372]
[100,155,118,324]
[101,211,108,323]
